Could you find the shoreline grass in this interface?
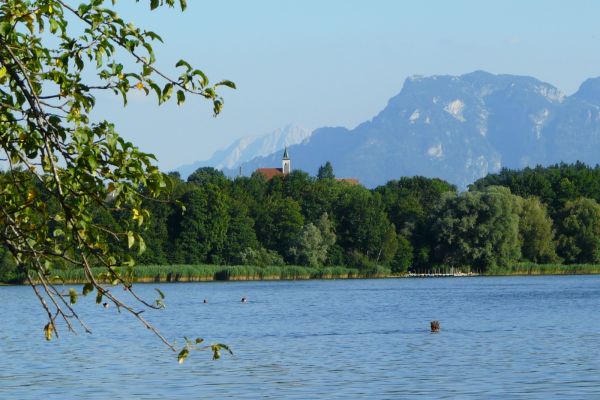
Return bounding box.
[5,262,600,285]
[484,262,600,276]
[45,264,393,284]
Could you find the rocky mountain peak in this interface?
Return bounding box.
[573,77,600,104]
[186,72,600,189]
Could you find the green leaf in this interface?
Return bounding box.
[178,348,189,364]
[145,31,163,43]
[212,345,221,360]
[203,87,215,99]
[175,59,191,71]
[155,288,165,299]
[96,290,103,304]
[216,343,233,355]
[195,338,204,344]
[82,283,94,296]
[176,90,185,105]
[150,0,159,10]
[44,322,54,341]
[216,80,236,90]
[138,235,146,255]
[0,21,12,36]
[49,19,59,34]
[162,83,173,103]
[149,82,162,101]
[213,99,223,116]
[194,70,209,87]
[179,0,187,11]
[69,288,78,305]
[127,231,135,249]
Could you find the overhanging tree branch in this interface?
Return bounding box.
[0,0,235,362]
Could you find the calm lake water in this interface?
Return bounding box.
[2,276,600,399]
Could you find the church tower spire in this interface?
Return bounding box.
[282,147,291,175]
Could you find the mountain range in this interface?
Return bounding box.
[179,71,600,188]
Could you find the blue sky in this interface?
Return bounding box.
[96,0,600,170]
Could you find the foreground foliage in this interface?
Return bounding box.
[0,0,233,360]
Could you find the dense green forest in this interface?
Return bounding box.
[2,161,600,283]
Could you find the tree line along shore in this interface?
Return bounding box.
[2,161,600,284]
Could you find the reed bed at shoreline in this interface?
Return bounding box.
[48,264,392,284]
[8,263,600,285]
[485,262,600,276]
[415,262,600,276]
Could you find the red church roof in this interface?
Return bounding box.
[336,178,360,185]
[256,168,283,180]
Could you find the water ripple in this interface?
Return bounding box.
[2,276,600,398]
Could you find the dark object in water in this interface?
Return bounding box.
[103,302,110,309]
[203,299,208,304]
[241,297,248,303]
[430,320,440,332]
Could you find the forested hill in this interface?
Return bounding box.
[4,163,600,283]
[225,71,600,188]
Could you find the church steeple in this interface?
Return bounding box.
[282,147,291,175]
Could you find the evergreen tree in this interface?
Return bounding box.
[317,162,335,180]
[172,185,230,264]
[222,199,260,264]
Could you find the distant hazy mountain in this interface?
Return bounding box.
[227,71,600,188]
[177,124,311,178]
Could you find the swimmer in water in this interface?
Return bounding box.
[102,302,109,309]
[203,299,208,304]
[241,297,248,303]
